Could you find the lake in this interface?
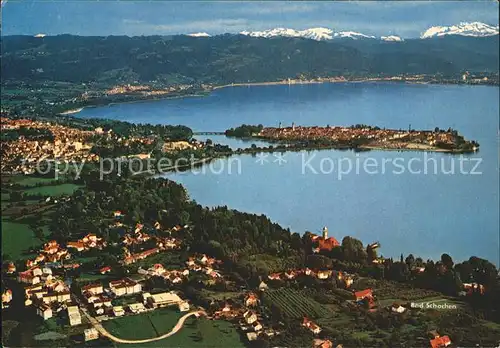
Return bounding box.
[77,82,499,264]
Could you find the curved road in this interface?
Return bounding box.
[82,306,207,344]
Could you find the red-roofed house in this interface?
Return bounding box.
[313,339,333,348]
[245,293,259,307]
[100,266,112,274]
[318,237,340,251]
[134,224,144,234]
[18,270,41,285]
[430,335,451,348]
[109,278,142,297]
[81,283,104,295]
[268,273,281,281]
[67,241,85,252]
[302,317,321,334]
[354,289,373,302]
[6,262,16,274]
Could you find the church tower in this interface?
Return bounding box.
[322,226,328,239]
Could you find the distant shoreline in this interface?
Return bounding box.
[61,78,497,115]
[59,107,84,115]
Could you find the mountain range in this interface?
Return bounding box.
[1,27,498,85]
[187,22,498,42]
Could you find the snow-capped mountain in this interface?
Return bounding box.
[381,35,403,42]
[240,27,334,41]
[332,31,375,40]
[187,23,499,42]
[421,22,499,39]
[187,32,211,37]
[239,27,379,41]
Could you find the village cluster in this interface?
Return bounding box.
[104,84,193,97]
[0,117,101,174]
[0,211,197,341]
[1,221,478,347]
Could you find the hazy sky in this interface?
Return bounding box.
[2,1,499,38]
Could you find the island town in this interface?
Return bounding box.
[255,124,479,153]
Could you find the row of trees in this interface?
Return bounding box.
[225,124,264,138]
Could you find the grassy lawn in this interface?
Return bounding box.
[352,331,371,339]
[104,314,159,341]
[14,177,59,187]
[1,221,43,259]
[199,289,241,301]
[23,184,82,197]
[104,308,244,348]
[78,272,110,282]
[132,251,183,270]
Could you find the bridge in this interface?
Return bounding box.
[193,132,225,136]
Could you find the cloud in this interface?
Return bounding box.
[122,19,145,25]
[230,3,320,15]
[127,18,252,35]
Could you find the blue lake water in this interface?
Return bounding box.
[77,82,499,264]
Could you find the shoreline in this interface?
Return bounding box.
[61,78,498,115]
[59,107,84,115]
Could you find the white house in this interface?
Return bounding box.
[243,310,258,324]
[253,321,263,332]
[81,283,104,295]
[391,305,406,314]
[128,302,146,314]
[113,306,125,317]
[178,301,190,312]
[246,332,258,341]
[109,278,142,297]
[67,306,82,326]
[36,304,53,320]
[84,328,99,341]
[146,292,182,308]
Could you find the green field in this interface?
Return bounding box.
[23,184,82,197]
[1,221,42,259]
[14,177,59,187]
[103,308,244,347]
[263,288,331,319]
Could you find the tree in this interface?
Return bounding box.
[388,262,410,282]
[10,191,23,202]
[441,253,454,270]
[306,254,332,269]
[33,227,45,241]
[405,254,415,269]
[341,236,367,263]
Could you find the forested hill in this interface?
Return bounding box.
[1,34,499,84]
